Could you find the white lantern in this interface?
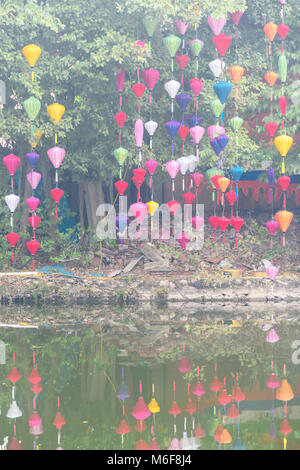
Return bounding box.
[6,387,22,419]
[177,157,190,190]
[164,80,181,113]
[209,59,226,78]
[5,194,20,227]
[145,120,158,149]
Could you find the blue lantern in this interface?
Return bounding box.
[176,93,191,112]
[213,81,232,104]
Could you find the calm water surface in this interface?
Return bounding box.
[0,308,299,450]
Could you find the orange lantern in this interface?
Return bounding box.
[229,65,244,99]
[264,22,277,55]
[22,44,42,81]
[218,177,230,205]
[275,210,294,246]
[276,379,294,402]
[264,72,278,101]
[219,428,232,445]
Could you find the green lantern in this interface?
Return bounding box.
[189,39,204,58]
[278,54,287,84]
[23,96,41,121]
[163,35,181,73]
[206,416,220,437]
[114,147,128,178]
[210,99,225,120]
[230,116,243,133]
[142,17,159,44]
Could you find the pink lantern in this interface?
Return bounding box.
[132,381,151,420]
[266,220,279,248]
[26,172,42,190]
[129,203,148,238]
[26,197,40,212]
[146,159,158,189]
[267,372,280,389]
[207,125,225,140]
[135,119,144,163]
[190,126,205,158]
[2,154,21,189]
[208,16,227,36]
[168,438,182,450]
[166,160,180,193]
[47,147,66,169]
[266,328,279,343]
[142,69,160,104]
[47,146,66,184]
[174,19,189,36]
[192,381,206,398]
[229,11,244,26]
[3,154,21,175]
[176,233,190,263]
[266,265,279,281]
[29,410,42,427]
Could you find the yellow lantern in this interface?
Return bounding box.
[22,44,42,81]
[30,128,43,148]
[146,201,159,230]
[47,103,66,144]
[274,135,293,174]
[274,135,294,156]
[148,384,160,413]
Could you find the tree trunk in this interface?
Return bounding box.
[83,180,105,229]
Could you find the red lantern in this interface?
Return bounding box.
[182,192,195,205]
[28,365,41,385]
[132,83,146,112]
[232,385,245,402]
[231,216,244,247]
[176,55,190,83]
[30,383,43,394]
[117,419,131,435]
[136,439,149,450]
[229,11,243,26]
[27,240,40,271]
[176,55,190,70]
[214,424,223,442]
[194,422,206,439]
[280,419,292,436]
[28,215,41,231]
[208,216,219,244]
[132,83,146,99]
[6,232,20,263]
[8,366,21,383]
[218,389,231,406]
[53,412,66,429]
[277,24,290,40]
[8,437,23,451]
[225,190,237,218]
[167,200,181,236]
[211,174,222,205]
[168,401,181,416]
[189,78,203,97]
[227,403,239,418]
[114,180,128,196]
[212,34,232,56]
[50,188,64,219]
[177,126,190,153]
[218,216,231,245]
[185,395,197,415]
[132,168,146,185]
[114,111,127,129]
[134,419,146,432]
[210,375,222,393]
[265,121,278,148]
[278,175,291,208]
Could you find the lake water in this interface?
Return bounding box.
[0,307,299,450]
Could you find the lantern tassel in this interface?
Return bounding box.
[32,70,34,82]
[32,257,34,272]
[12,251,14,263]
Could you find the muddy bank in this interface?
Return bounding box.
[0,272,299,308]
